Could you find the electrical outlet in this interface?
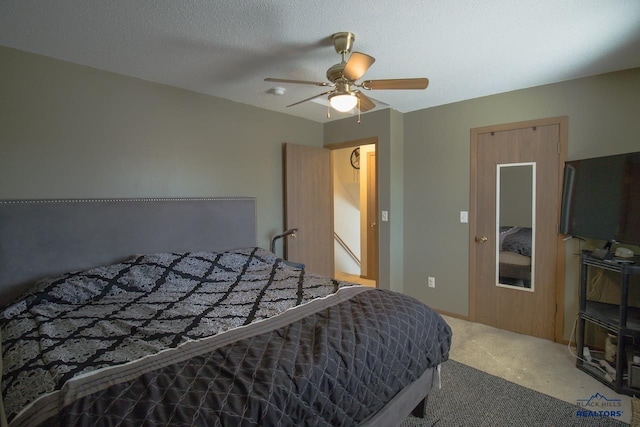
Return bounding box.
[428,277,435,288]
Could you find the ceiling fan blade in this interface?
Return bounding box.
[265,77,332,87]
[361,78,429,90]
[343,52,375,81]
[286,90,335,108]
[355,91,376,112]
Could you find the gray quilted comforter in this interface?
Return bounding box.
[1,247,451,427]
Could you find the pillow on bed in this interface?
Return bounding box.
[9,248,285,308]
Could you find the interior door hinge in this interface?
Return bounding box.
[557,142,561,154]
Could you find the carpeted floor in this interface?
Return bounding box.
[401,360,629,427]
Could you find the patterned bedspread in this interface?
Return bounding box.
[1,247,451,426]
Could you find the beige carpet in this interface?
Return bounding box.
[443,315,632,425]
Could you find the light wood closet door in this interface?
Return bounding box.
[473,124,561,340]
[284,143,334,277]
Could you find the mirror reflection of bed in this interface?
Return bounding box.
[499,226,532,288]
[498,163,535,291]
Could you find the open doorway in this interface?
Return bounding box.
[331,143,377,287]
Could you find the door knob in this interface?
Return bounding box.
[370,222,376,227]
[475,236,488,243]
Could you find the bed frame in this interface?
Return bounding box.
[0,197,433,426]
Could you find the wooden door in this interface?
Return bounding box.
[471,121,564,340]
[364,151,378,281]
[284,143,334,277]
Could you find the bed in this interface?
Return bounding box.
[498,226,533,288]
[0,198,451,427]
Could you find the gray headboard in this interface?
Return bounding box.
[0,198,257,305]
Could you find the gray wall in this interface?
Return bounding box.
[0,46,323,250]
[499,165,533,228]
[402,68,640,339]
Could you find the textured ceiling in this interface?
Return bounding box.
[1,1,639,123]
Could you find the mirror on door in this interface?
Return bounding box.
[496,163,535,291]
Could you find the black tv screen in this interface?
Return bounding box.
[560,151,640,245]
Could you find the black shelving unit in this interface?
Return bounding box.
[576,250,640,395]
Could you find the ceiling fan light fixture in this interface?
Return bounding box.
[264,31,429,119]
[329,92,358,112]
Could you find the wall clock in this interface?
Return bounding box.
[350,148,360,169]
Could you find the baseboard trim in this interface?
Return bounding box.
[434,309,469,321]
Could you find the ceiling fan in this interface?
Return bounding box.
[265,32,429,116]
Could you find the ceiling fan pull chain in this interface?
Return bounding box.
[327,103,331,119]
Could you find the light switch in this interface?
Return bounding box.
[381,211,388,222]
[460,211,468,223]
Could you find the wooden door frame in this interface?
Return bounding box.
[325,137,379,283]
[469,116,568,342]
[364,150,378,280]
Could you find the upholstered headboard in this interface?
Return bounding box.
[0,198,257,305]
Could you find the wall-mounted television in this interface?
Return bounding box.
[560,151,640,246]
